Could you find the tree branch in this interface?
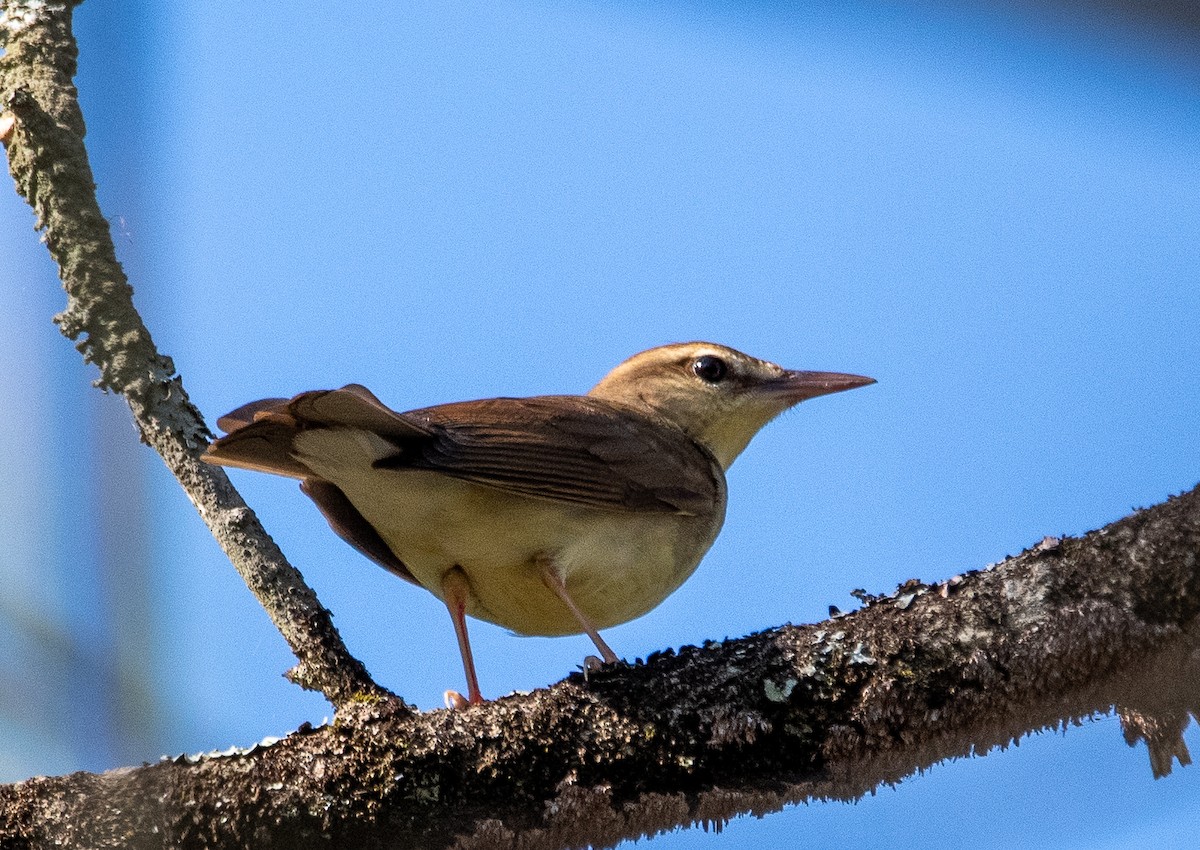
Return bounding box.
[0,0,397,709]
[4,3,1197,848]
[2,484,1198,849]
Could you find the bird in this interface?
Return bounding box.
[202,342,874,706]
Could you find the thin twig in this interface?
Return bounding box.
[0,0,398,710]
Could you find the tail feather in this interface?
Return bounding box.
[204,384,431,479]
[203,415,311,478]
[288,384,430,440]
[215,397,290,434]
[300,478,417,584]
[204,387,422,584]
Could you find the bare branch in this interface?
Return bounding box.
[0,0,397,709]
[3,4,1197,848]
[2,484,1198,849]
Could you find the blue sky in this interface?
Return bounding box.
[3,0,1199,846]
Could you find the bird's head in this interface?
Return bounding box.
[588,342,874,470]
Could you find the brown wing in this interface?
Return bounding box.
[205,386,720,578]
[381,396,722,516]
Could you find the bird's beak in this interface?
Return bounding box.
[762,370,876,404]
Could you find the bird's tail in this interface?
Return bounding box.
[203,400,311,478]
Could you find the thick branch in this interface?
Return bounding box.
[0,0,395,709]
[3,484,1198,849]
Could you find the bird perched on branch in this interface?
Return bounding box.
[203,342,873,706]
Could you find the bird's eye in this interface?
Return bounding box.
[692,355,728,384]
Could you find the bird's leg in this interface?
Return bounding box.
[537,556,619,664]
[441,566,484,707]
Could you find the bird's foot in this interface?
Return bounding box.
[443,689,485,710]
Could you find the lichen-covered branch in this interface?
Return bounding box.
[0,0,395,709]
[3,484,1198,850]
[3,4,1198,848]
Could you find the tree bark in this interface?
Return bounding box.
[1,484,1198,849]
[3,2,1197,848]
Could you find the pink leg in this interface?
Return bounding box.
[442,567,484,706]
[538,558,618,664]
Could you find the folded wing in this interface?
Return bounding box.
[204,386,723,574]
[381,395,721,516]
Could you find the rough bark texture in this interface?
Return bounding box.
[1,485,1198,849]
[0,0,395,709]
[4,2,1198,848]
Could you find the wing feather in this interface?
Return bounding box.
[384,396,722,515]
[207,388,723,518]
